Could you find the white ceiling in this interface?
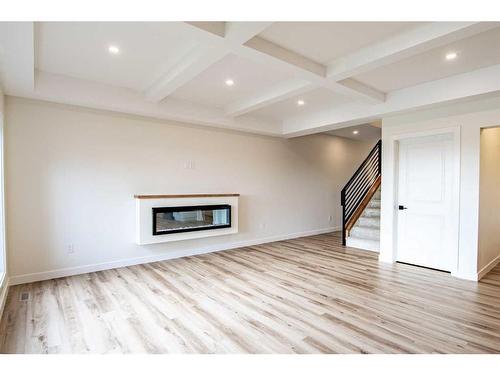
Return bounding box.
[355,26,500,92]
[325,123,381,141]
[36,22,192,91]
[2,21,500,137]
[251,87,354,122]
[259,22,425,64]
[171,53,294,108]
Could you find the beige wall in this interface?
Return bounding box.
[478,127,500,270]
[5,97,374,282]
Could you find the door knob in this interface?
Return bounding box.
[398,205,408,210]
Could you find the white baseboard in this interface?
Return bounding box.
[0,273,9,320]
[451,271,479,281]
[9,226,340,286]
[452,253,500,281]
[477,253,500,280]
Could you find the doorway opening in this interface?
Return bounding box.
[478,126,500,277]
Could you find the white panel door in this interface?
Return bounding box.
[396,133,456,271]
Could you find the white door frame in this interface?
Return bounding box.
[391,126,461,274]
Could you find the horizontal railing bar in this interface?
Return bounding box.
[345,166,378,201]
[346,179,378,220]
[345,168,379,218]
[342,155,379,198]
[344,151,379,193]
[345,174,378,215]
[344,160,378,204]
[345,173,378,219]
[341,140,381,195]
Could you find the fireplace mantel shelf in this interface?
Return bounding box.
[134,193,240,199]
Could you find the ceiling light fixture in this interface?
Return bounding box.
[108,45,120,55]
[225,79,234,86]
[445,52,458,61]
[353,130,359,135]
[297,99,305,106]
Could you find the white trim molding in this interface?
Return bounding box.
[379,126,462,276]
[9,227,340,286]
[477,253,500,280]
[0,273,9,320]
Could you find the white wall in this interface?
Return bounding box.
[478,127,500,274]
[5,97,374,284]
[380,94,500,280]
[0,87,7,317]
[0,89,4,275]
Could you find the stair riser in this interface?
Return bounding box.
[350,227,380,240]
[346,237,380,252]
[363,208,380,218]
[358,217,380,228]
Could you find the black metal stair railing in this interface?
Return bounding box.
[341,140,381,245]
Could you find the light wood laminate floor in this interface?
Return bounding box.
[1,232,500,354]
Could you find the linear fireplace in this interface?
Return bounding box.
[152,204,231,235]
[135,193,239,245]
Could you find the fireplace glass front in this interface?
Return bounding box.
[152,204,231,235]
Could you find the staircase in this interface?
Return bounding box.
[341,140,381,252]
[345,188,380,251]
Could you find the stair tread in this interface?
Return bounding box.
[350,226,380,240]
[353,225,379,231]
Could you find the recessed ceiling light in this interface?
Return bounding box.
[108,45,120,55]
[445,52,458,61]
[353,130,359,135]
[297,99,305,106]
[225,79,234,86]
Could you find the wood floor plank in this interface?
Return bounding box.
[1,232,500,354]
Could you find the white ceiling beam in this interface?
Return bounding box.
[336,78,386,102]
[32,71,282,136]
[238,37,386,104]
[225,79,316,117]
[185,22,273,45]
[143,43,228,102]
[143,22,273,103]
[185,22,225,37]
[283,63,500,137]
[244,36,326,77]
[169,22,387,113]
[224,22,274,45]
[216,22,500,113]
[327,22,500,81]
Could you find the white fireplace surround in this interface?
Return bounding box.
[135,194,239,245]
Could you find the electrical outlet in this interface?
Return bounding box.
[67,244,75,254]
[260,223,266,230]
[328,215,333,222]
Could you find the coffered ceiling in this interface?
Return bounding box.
[1,21,500,137]
[258,22,425,64]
